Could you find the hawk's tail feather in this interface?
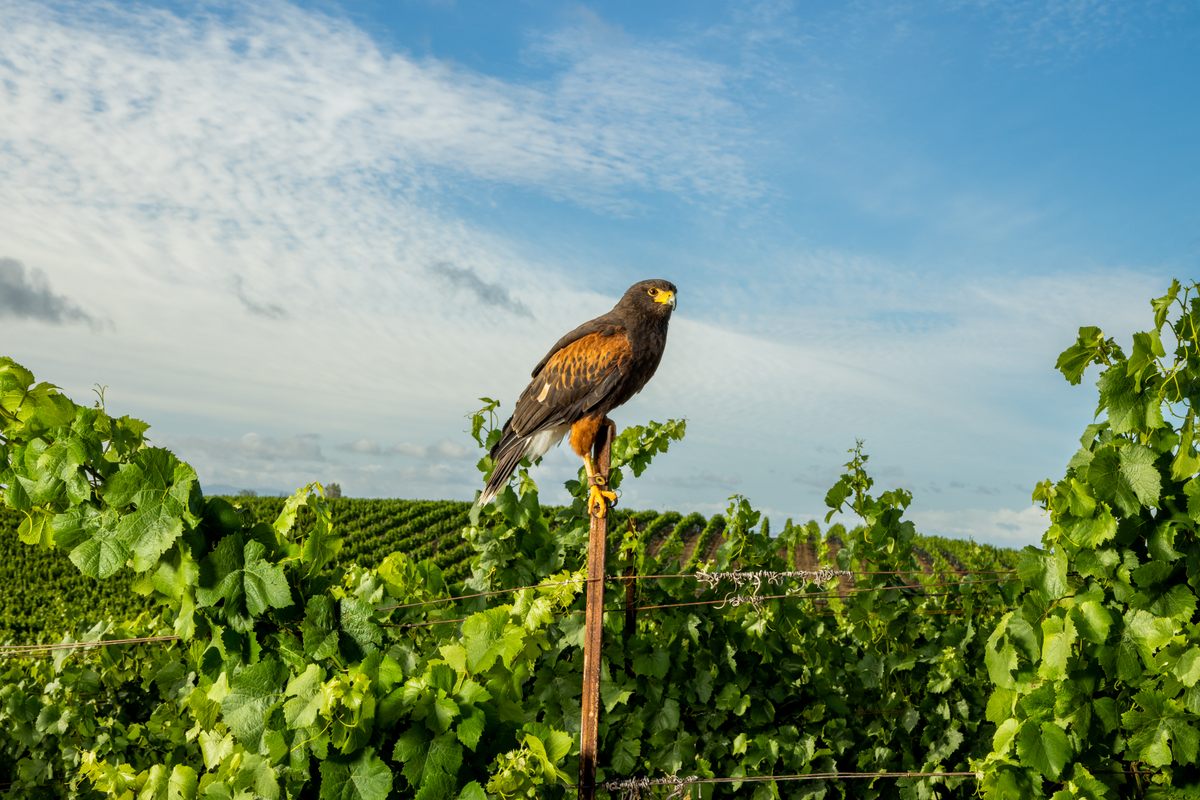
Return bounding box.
[475,431,529,509]
[475,423,570,510]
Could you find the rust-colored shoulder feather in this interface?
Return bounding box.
[510,330,632,437]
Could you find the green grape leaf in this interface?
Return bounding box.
[339,596,381,656]
[197,535,292,619]
[1072,599,1113,644]
[242,540,292,616]
[319,749,393,800]
[221,658,285,751]
[48,506,99,551]
[393,731,462,800]
[1185,478,1200,522]
[1038,614,1076,681]
[168,764,198,800]
[1175,649,1200,688]
[1122,691,1199,767]
[69,521,130,579]
[611,736,641,773]
[457,783,486,800]
[303,596,340,661]
[1016,720,1071,780]
[273,484,315,537]
[1171,412,1200,480]
[107,449,199,572]
[118,495,186,573]
[457,707,486,751]
[1126,330,1164,390]
[1056,326,1106,384]
[519,722,572,783]
[992,718,1020,756]
[196,534,245,609]
[1097,367,1165,434]
[393,728,430,783]
[1151,279,1181,331]
[17,509,53,547]
[284,664,326,729]
[633,649,671,680]
[433,695,460,733]
[651,698,680,734]
[1148,522,1183,562]
[301,515,341,576]
[102,461,144,508]
[1062,507,1117,549]
[1017,547,1068,600]
[1116,609,1175,680]
[1088,444,1162,517]
[461,607,520,673]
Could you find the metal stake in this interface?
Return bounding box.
[579,418,615,799]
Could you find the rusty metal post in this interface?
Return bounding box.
[579,419,615,799]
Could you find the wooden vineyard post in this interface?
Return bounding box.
[579,419,616,800]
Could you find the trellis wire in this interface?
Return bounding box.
[385,583,1008,630]
[376,568,1012,616]
[0,575,1011,646]
[0,634,180,656]
[599,766,1162,798]
[599,770,981,799]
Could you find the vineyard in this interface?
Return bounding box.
[2,279,1199,799]
[0,500,1018,642]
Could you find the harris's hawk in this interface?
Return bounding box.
[477,279,677,517]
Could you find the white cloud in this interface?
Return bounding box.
[961,0,1168,63]
[0,1,1175,549]
[0,0,756,494]
[909,505,1049,549]
[339,438,472,460]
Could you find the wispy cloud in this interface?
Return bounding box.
[0,1,752,212]
[429,263,533,318]
[526,9,757,205]
[961,0,1171,63]
[340,437,472,460]
[232,276,288,320]
[0,0,756,377]
[909,505,1049,548]
[172,432,326,463]
[0,257,103,328]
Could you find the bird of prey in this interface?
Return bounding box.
[477,279,677,517]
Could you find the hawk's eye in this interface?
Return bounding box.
[647,288,658,297]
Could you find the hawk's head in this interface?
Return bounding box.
[621,278,677,318]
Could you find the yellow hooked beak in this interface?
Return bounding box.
[654,289,676,309]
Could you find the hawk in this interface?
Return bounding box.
[477,279,677,517]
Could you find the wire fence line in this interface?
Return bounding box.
[0,573,1012,651]
[0,634,180,656]
[598,766,1163,798]
[598,770,982,799]
[377,567,1014,615]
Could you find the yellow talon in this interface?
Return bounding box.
[584,455,617,517]
[587,478,618,518]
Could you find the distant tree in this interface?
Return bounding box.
[236,488,257,497]
[326,482,343,499]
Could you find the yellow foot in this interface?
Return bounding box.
[587,477,618,518]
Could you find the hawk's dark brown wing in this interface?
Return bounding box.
[509,330,633,437]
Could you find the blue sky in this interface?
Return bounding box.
[1,0,1197,546]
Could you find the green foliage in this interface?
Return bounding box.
[1,354,1027,799]
[978,280,1200,798]
[0,358,585,798]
